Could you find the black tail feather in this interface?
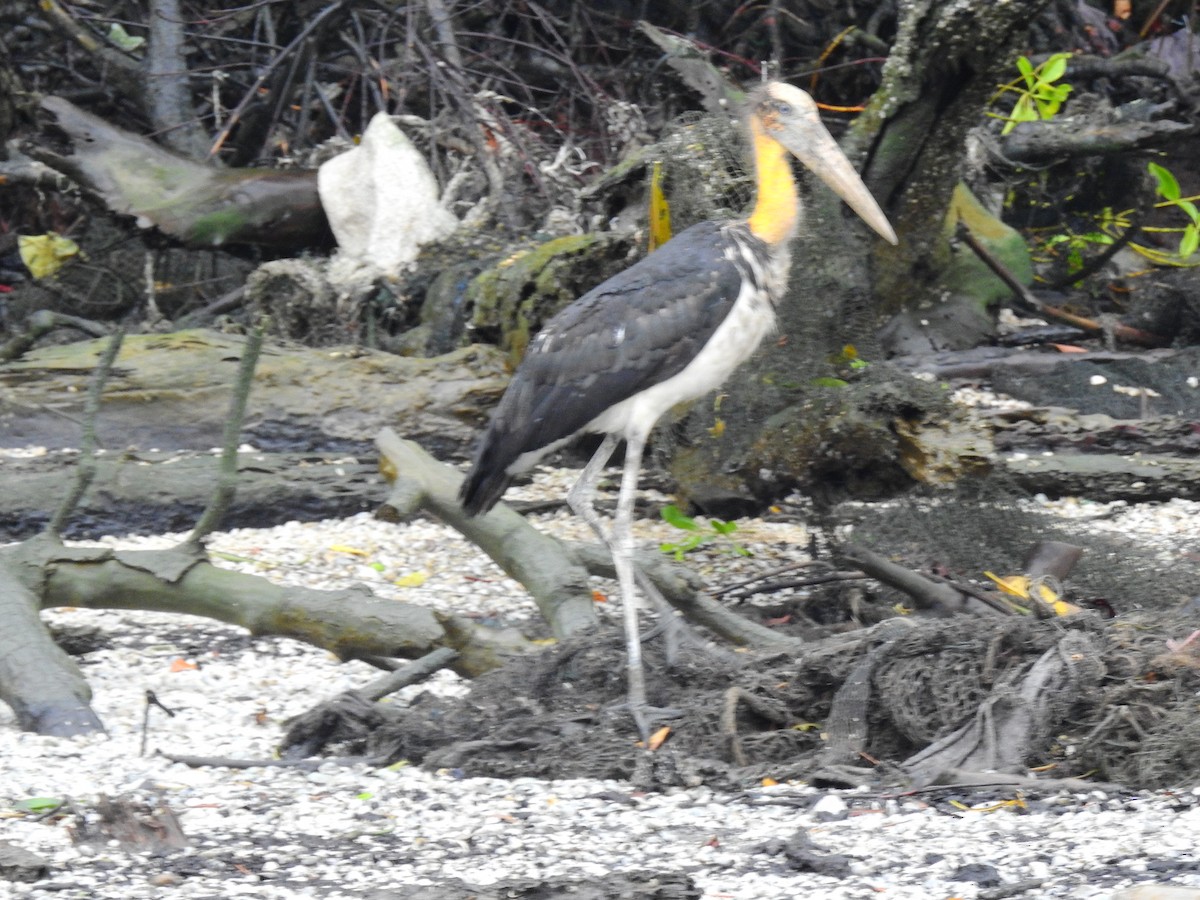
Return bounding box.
[458,464,511,517]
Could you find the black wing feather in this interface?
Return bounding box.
[460,220,758,514]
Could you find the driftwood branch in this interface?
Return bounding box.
[835,542,1008,616]
[14,540,523,672]
[569,542,804,650]
[377,430,805,650]
[376,428,599,639]
[0,555,104,737]
[997,111,1193,163]
[0,503,535,737]
[27,97,327,249]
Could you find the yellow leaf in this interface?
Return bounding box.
[707,417,725,438]
[329,544,368,556]
[647,160,672,251]
[394,571,427,588]
[18,234,81,279]
[985,571,1081,616]
[761,776,778,786]
[984,571,1031,598]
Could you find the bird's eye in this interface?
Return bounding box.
[774,101,792,115]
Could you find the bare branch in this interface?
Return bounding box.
[184,323,265,547]
[46,328,124,538]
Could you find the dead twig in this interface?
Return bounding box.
[956,222,1169,347]
[207,2,346,159]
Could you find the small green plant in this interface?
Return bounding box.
[1148,162,1200,261]
[992,53,1073,135]
[1039,230,1114,274]
[1036,163,1200,274]
[659,504,750,561]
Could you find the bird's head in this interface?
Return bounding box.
[751,82,897,245]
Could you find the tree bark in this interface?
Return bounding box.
[666,0,1057,511]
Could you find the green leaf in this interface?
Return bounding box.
[107,22,145,52]
[1034,97,1061,120]
[1016,56,1035,87]
[1178,199,1200,226]
[812,376,849,388]
[1003,95,1037,135]
[1149,162,1181,201]
[14,797,62,812]
[660,504,698,531]
[1180,225,1199,259]
[1041,54,1068,83]
[711,519,738,536]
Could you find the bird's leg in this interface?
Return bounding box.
[612,430,652,742]
[569,436,687,670]
[566,435,618,540]
[570,436,686,648]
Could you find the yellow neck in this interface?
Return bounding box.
[746,125,798,246]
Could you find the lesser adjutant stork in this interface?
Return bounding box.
[460,82,897,738]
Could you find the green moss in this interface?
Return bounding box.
[185,209,246,247]
[466,233,634,365]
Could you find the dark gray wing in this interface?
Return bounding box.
[461,220,761,514]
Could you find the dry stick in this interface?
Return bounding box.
[711,560,828,599]
[418,1,505,205]
[0,310,109,363]
[719,686,793,768]
[954,223,1169,348]
[353,646,459,703]
[207,2,345,158]
[1044,214,1142,291]
[183,323,266,547]
[46,329,125,539]
[175,286,247,329]
[835,542,1009,616]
